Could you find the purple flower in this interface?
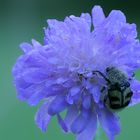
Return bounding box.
[12,5,140,140]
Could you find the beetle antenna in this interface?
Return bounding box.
[92,70,110,83]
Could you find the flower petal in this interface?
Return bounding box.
[69,86,81,96]
[80,13,91,28]
[76,111,97,140]
[27,85,47,106]
[71,110,90,134]
[98,108,121,140]
[57,114,68,133]
[90,85,101,103]
[65,14,91,35]
[130,79,140,106]
[82,94,91,109]
[35,102,51,132]
[15,82,47,106]
[92,5,105,27]
[22,68,48,83]
[31,39,42,48]
[48,95,68,116]
[64,105,79,130]
[66,86,81,104]
[108,10,126,23]
[20,43,33,53]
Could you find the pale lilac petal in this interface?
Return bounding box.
[66,86,81,104]
[64,105,79,130]
[15,83,46,106]
[92,5,105,27]
[80,13,91,28]
[57,114,68,132]
[20,43,33,53]
[27,86,46,106]
[22,68,48,83]
[65,15,91,34]
[108,10,126,23]
[69,86,81,96]
[71,110,90,134]
[98,108,121,140]
[66,93,74,104]
[82,94,91,109]
[90,85,101,103]
[35,102,51,132]
[130,79,140,106]
[76,111,97,140]
[48,95,68,116]
[32,39,42,48]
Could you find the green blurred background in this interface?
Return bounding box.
[0,0,140,140]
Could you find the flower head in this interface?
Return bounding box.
[13,6,140,140]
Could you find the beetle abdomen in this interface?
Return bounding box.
[108,88,133,109]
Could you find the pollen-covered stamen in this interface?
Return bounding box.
[77,72,89,81]
[77,73,84,81]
